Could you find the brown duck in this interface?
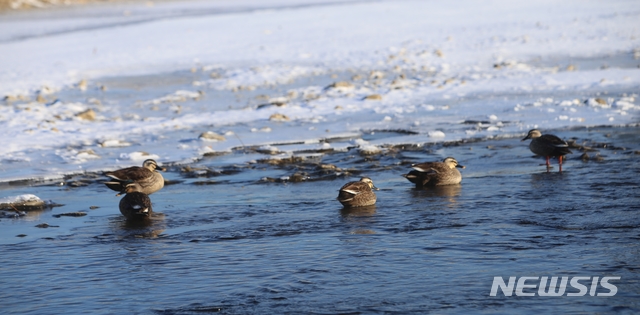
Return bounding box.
[522,129,572,171]
[104,159,165,196]
[402,157,464,187]
[119,191,152,220]
[337,177,378,207]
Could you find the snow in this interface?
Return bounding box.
[0,194,42,204]
[0,0,639,182]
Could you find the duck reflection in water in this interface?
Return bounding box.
[409,184,462,208]
[340,204,377,217]
[529,171,566,194]
[411,184,461,198]
[340,205,377,236]
[118,213,166,238]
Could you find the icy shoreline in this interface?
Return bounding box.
[1,0,639,183]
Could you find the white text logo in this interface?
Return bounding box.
[490,276,620,297]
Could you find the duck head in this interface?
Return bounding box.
[522,129,542,141]
[443,157,465,169]
[360,177,379,190]
[143,159,166,171]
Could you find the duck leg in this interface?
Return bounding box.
[558,155,563,172]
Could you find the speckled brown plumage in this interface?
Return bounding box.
[402,157,464,187]
[104,159,165,196]
[337,177,378,207]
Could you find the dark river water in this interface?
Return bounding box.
[1,126,639,314]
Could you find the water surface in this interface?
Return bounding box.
[1,126,638,314]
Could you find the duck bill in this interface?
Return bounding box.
[521,135,530,141]
[136,209,150,217]
[456,164,466,169]
[372,185,380,191]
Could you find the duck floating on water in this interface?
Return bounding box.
[337,177,378,208]
[402,157,464,187]
[119,191,152,220]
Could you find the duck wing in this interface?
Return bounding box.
[410,162,441,174]
[105,166,153,181]
[540,134,568,147]
[403,162,446,186]
[339,181,370,195]
[540,134,572,154]
[337,181,370,201]
[104,166,153,194]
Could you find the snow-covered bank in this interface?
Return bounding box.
[0,0,639,182]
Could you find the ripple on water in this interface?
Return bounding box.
[0,127,639,314]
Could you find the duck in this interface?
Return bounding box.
[402,157,464,187]
[119,191,152,220]
[104,159,165,196]
[337,177,378,208]
[521,129,572,171]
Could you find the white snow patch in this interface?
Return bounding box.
[119,152,160,161]
[0,194,42,204]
